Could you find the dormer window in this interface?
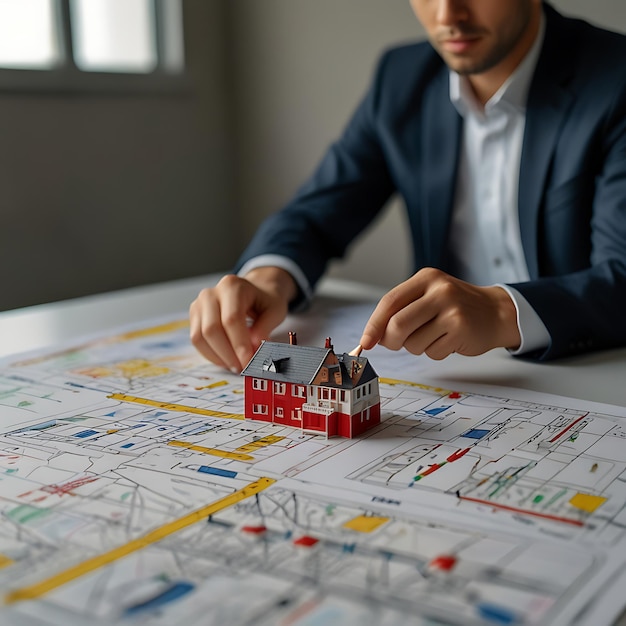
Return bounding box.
[262,357,290,373]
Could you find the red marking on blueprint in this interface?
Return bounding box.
[20,475,98,499]
[294,535,319,547]
[459,495,584,527]
[447,447,471,462]
[428,555,457,572]
[421,463,443,477]
[549,414,587,443]
[42,476,99,496]
[241,525,267,535]
[281,598,320,626]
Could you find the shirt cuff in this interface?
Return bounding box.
[237,254,313,311]
[496,284,551,355]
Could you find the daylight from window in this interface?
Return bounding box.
[0,0,175,74]
[0,0,60,69]
[70,0,157,73]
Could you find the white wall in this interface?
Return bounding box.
[230,0,626,290]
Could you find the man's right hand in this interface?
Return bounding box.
[189,267,297,373]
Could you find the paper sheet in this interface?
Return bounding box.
[0,304,625,625]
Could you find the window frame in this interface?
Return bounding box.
[292,384,305,398]
[252,378,268,392]
[0,0,188,94]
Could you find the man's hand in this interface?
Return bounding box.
[359,268,521,359]
[189,267,297,373]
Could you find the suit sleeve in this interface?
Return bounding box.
[511,80,626,361]
[234,51,397,297]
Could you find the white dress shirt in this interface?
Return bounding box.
[448,14,549,354]
[240,16,551,355]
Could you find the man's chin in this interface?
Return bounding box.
[439,54,492,76]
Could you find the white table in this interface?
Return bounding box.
[2,274,626,407]
[1,275,626,625]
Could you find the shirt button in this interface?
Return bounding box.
[493,257,502,267]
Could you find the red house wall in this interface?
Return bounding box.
[245,377,380,439]
[350,402,381,437]
[302,410,341,436]
[245,378,307,427]
[244,377,272,422]
[272,389,306,427]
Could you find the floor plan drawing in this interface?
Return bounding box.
[327,381,626,543]
[0,317,625,625]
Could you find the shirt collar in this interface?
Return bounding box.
[449,11,545,116]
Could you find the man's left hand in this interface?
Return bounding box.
[359,267,521,360]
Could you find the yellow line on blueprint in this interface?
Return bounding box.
[194,380,229,390]
[168,440,254,461]
[236,435,285,453]
[107,393,245,420]
[0,555,14,569]
[11,320,190,367]
[5,477,275,604]
[379,378,452,395]
[117,320,189,340]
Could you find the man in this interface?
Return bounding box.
[190,0,626,373]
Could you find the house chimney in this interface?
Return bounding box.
[289,331,297,346]
[324,337,333,350]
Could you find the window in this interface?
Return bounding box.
[275,407,284,418]
[252,404,268,415]
[274,382,286,395]
[72,0,158,73]
[0,0,60,69]
[292,385,305,398]
[319,388,330,401]
[0,0,184,91]
[252,379,268,392]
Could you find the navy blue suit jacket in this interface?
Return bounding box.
[237,4,626,361]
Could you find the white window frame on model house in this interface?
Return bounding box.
[252,378,268,391]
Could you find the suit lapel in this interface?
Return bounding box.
[418,5,576,278]
[519,7,575,278]
[421,68,462,269]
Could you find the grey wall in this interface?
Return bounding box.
[229,0,626,290]
[0,1,236,311]
[228,0,420,289]
[3,1,626,311]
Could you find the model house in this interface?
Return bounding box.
[241,333,380,438]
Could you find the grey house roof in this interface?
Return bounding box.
[241,341,377,389]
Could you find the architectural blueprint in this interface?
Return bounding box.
[0,314,625,625]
